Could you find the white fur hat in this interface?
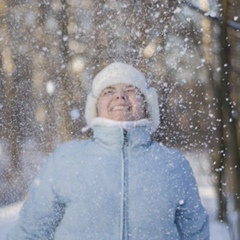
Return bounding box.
[85,62,160,133]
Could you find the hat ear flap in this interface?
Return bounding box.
[85,92,98,127]
[145,87,160,133]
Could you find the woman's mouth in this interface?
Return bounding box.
[110,105,131,111]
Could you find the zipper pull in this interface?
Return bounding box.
[123,129,128,146]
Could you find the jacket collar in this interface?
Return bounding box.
[91,117,150,129]
[92,118,152,148]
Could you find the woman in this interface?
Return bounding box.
[8,62,209,239]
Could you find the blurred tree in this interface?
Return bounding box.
[206,0,240,236]
[218,0,240,238]
[0,1,24,204]
[54,0,73,142]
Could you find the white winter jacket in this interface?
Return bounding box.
[7,125,209,239]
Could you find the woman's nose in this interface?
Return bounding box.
[115,90,126,100]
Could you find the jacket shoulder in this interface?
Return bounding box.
[150,142,192,173]
[151,142,185,160]
[50,139,92,164]
[54,139,90,153]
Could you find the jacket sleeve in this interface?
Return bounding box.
[174,154,210,240]
[7,154,65,240]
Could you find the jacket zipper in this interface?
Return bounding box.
[121,129,129,240]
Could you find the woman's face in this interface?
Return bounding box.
[97,84,147,121]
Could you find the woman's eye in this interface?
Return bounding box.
[126,87,136,93]
[103,89,114,95]
[126,88,141,96]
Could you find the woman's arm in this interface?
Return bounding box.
[7,154,65,240]
[175,155,210,240]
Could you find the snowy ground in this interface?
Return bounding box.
[0,150,235,239]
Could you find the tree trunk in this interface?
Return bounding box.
[55,0,73,142]
[0,1,22,178]
[219,0,240,238]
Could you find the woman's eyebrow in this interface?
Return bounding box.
[103,86,115,91]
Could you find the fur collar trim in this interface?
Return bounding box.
[91,117,150,129]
